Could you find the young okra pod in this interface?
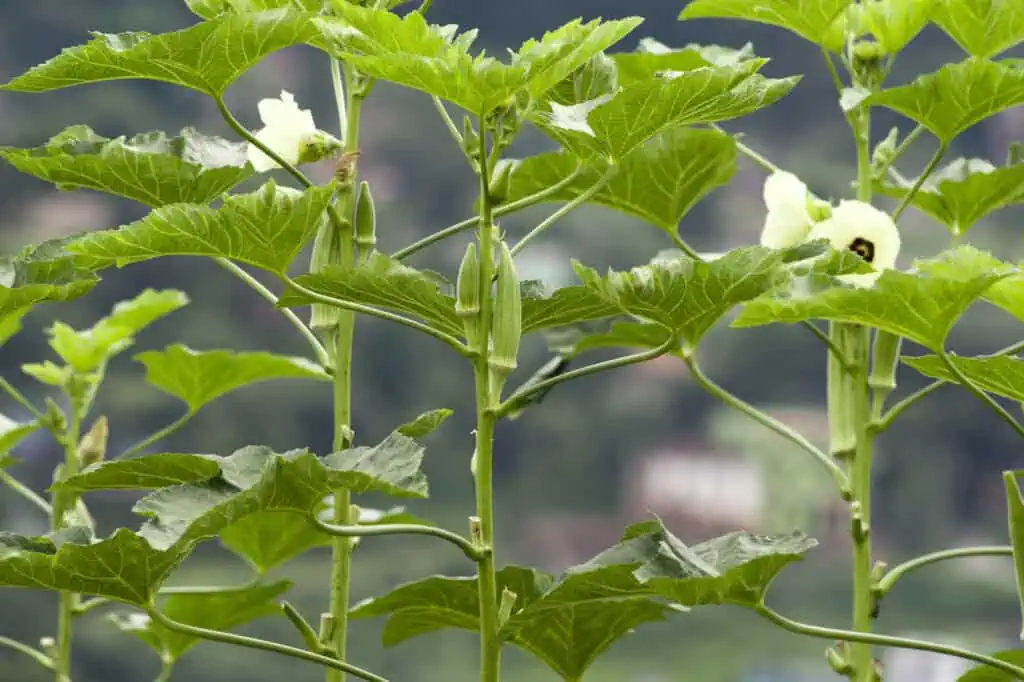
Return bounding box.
[456,242,482,350]
[488,240,522,398]
[355,180,376,254]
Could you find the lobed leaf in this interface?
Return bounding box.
[875,157,1024,234]
[279,252,463,339]
[613,39,760,85]
[1,10,324,96]
[932,0,1024,59]
[679,0,853,52]
[957,650,1024,681]
[903,355,1024,403]
[861,0,934,53]
[503,127,738,233]
[0,126,250,208]
[869,58,1024,142]
[134,345,330,413]
[395,408,453,438]
[733,246,1018,351]
[109,581,292,660]
[572,246,795,344]
[1,241,100,325]
[0,413,39,459]
[521,284,620,335]
[186,0,324,18]
[67,181,335,275]
[318,6,640,114]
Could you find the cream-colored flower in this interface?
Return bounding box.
[760,171,826,248]
[806,199,901,287]
[248,91,326,172]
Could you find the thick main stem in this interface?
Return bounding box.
[51,405,82,682]
[849,103,876,682]
[474,121,502,682]
[325,60,364,682]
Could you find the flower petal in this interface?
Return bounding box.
[806,199,901,288]
[763,170,809,214]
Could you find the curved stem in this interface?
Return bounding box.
[876,546,1012,596]
[821,47,845,94]
[0,470,52,514]
[0,378,45,421]
[757,604,1024,679]
[213,258,329,367]
[0,636,54,671]
[281,277,470,356]
[119,412,194,459]
[892,144,948,221]
[415,0,433,14]
[508,166,616,257]
[874,124,924,180]
[939,349,1024,439]
[683,354,847,487]
[432,96,463,149]
[391,168,583,261]
[215,97,313,190]
[802,322,852,371]
[145,608,389,682]
[313,517,484,561]
[496,337,679,419]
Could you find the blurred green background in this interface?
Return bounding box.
[0,2,1021,681]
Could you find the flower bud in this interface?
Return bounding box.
[456,243,482,350]
[488,241,522,398]
[851,40,886,89]
[488,160,514,206]
[869,330,902,396]
[462,116,481,159]
[825,646,853,675]
[309,220,342,335]
[77,416,108,468]
[355,180,376,254]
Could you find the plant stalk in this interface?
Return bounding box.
[324,59,364,682]
[473,118,502,682]
[51,400,83,682]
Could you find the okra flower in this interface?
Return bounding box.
[806,199,901,287]
[760,170,831,249]
[247,91,341,172]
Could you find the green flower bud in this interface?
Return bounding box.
[77,416,108,468]
[488,241,522,398]
[488,160,515,206]
[355,180,376,254]
[309,220,342,335]
[456,243,482,350]
[297,131,344,166]
[462,116,481,159]
[851,39,886,89]
[825,646,853,675]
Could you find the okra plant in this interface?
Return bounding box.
[1,1,1023,681]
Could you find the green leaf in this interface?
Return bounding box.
[679,0,853,51]
[0,308,27,347]
[984,273,1024,324]
[958,649,1024,681]
[613,39,759,85]
[279,252,463,339]
[582,518,817,608]
[0,126,251,208]
[47,289,189,374]
[351,565,666,679]
[0,413,39,457]
[109,581,292,661]
[186,0,324,19]
[861,0,934,53]
[504,127,737,233]
[1,242,99,323]
[733,246,1017,351]
[903,355,1024,403]
[1,10,324,96]
[0,528,185,606]
[134,345,330,413]
[876,157,1024,233]
[395,408,453,438]
[521,284,620,335]
[869,58,1024,142]
[67,181,335,275]
[573,247,794,344]
[932,0,1024,59]
[537,64,798,160]
[319,6,640,114]
[1005,472,1024,639]
[59,453,222,493]
[569,321,675,357]
[219,510,328,574]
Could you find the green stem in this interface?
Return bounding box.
[213,257,329,367]
[0,377,45,421]
[0,636,54,671]
[391,168,583,261]
[145,608,388,682]
[325,59,364,682]
[683,354,847,487]
[496,337,679,419]
[51,399,83,682]
[892,144,948,221]
[415,0,432,14]
[876,546,1013,596]
[508,167,617,257]
[0,469,52,514]
[756,604,1024,679]
[432,96,463,148]
[938,348,1024,439]
[154,659,173,682]
[312,517,485,561]
[821,47,845,94]
[473,118,502,682]
[118,412,193,459]
[874,124,924,180]
[282,277,470,355]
